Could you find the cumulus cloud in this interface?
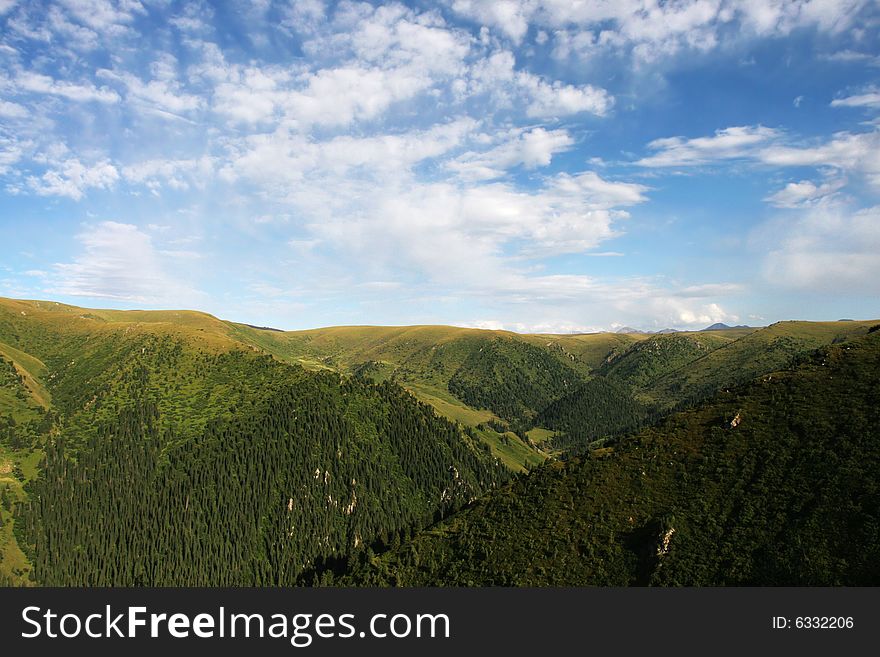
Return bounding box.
[463,50,614,117]
[12,70,120,103]
[121,156,214,193]
[97,57,203,118]
[0,135,27,174]
[759,130,880,188]
[460,276,741,332]
[27,158,119,200]
[449,0,874,61]
[449,126,573,179]
[58,0,145,32]
[830,90,880,109]
[8,0,871,330]
[519,74,613,118]
[638,124,880,190]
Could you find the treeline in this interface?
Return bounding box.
[15,354,506,586]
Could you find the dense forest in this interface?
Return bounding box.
[535,377,647,453]
[447,338,582,426]
[341,330,880,586]
[13,357,505,585]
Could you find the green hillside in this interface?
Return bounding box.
[642,320,877,409]
[345,328,880,586]
[0,298,506,585]
[2,296,876,587]
[534,377,647,452]
[447,337,583,426]
[597,332,733,389]
[15,371,506,586]
[227,324,602,431]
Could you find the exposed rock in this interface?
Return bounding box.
[657,527,675,558]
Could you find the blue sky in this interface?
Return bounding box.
[1,0,879,332]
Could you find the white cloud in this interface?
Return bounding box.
[45,6,99,50]
[764,177,846,207]
[450,0,531,42]
[821,49,880,66]
[0,136,27,174]
[121,156,214,192]
[296,167,649,296]
[637,125,780,167]
[831,90,880,109]
[12,70,120,103]
[97,57,203,118]
[287,65,430,128]
[281,0,325,33]
[449,126,573,179]
[51,221,200,303]
[449,0,874,61]
[638,125,880,190]
[333,3,471,76]
[759,130,880,188]
[458,276,741,332]
[211,4,474,128]
[550,171,649,207]
[519,72,613,117]
[761,203,880,294]
[27,158,119,200]
[57,0,144,34]
[0,100,29,119]
[210,63,432,128]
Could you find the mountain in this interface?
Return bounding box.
[640,320,874,410]
[344,328,880,586]
[0,298,507,585]
[702,323,751,331]
[2,296,877,586]
[597,332,733,390]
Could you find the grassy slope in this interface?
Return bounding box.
[598,332,735,389]
[0,447,42,585]
[642,320,877,409]
[352,329,880,586]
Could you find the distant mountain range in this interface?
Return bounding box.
[615,322,752,335]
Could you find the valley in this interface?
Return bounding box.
[0,296,877,586]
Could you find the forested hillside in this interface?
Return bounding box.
[447,338,582,426]
[345,328,880,586]
[0,298,505,585]
[535,377,646,452]
[1,296,876,587]
[15,370,504,585]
